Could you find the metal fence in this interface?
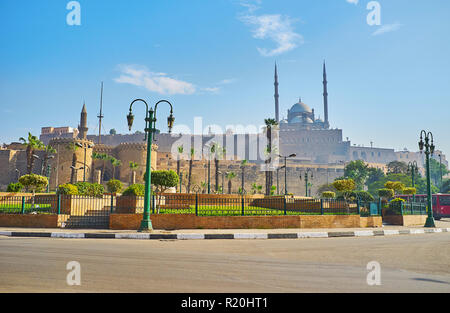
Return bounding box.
[387,201,427,216]
[115,194,363,217]
[0,194,386,221]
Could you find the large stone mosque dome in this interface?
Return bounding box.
[290,98,312,113]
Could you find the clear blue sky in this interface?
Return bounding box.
[0,0,449,156]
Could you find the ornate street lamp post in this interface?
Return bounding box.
[127,99,174,232]
[76,142,94,182]
[278,154,296,195]
[407,161,418,201]
[419,130,436,228]
[300,169,314,197]
[276,165,285,195]
[438,153,443,192]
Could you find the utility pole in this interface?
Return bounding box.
[97,82,104,145]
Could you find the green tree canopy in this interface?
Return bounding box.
[107,179,123,194]
[332,179,356,200]
[387,161,408,174]
[344,160,369,190]
[378,188,394,199]
[151,170,179,194]
[19,174,48,194]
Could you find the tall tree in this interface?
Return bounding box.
[110,157,122,180]
[187,148,195,193]
[387,161,408,174]
[129,161,139,185]
[41,145,57,176]
[19,133,44,174]
[209,142,225,193]
[240,159,248,193]
[226,172,236,194]
[429,158,449,187]
[264,118,278,195]
[344,160,370,190]
[176,145,184,188]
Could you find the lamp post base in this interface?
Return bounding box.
[424,217,436,228]
[138,219,153,232]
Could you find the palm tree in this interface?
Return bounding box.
[41,145,57,176]
[92,152,110,183]
[187,148,195,193]
[264,118,278,195]
[226,172,236,194]
[209,142,225,193]
[66,142,80,183]
[176,145,184,189]
[129,161,139,185]
[110,157,122,180]
[251,183,263,195]
[19,133,44,174]
[200,181,208,194]
[240,159,248,193]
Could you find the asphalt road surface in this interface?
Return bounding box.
[1,233,449,293]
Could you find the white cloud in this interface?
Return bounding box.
[372,22,403,36]
[239,0,262,13]
[240,14,303,57]
[346,0,359,5]
[218,78,237,85]
[114,65,196,95]
[202,87,221,94]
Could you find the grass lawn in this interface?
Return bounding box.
[0,203,53,214]
[155,205,358,216]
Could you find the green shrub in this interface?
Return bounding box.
[19,174,48,193]
[378,188,394,199]
[122,184,145,197]
[354,191,375,202]
[402,187,416,195]
[74,182,105,197]
[322,191,336,199]
[57,184,79,195]
[107,179,123,194]
[390,197,405,203]
[7,182,24,192]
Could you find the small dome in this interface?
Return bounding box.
[290,98,312,113]
[280,119,288,124]
[290,116,303,124]
[305,118,314,124]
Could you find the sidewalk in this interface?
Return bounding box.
[1,219,449,240]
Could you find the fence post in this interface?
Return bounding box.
[320,199,324,215]
[110,194,114,213]
[400,202,404,215]
[195,193,198,216]
[21,197,25,214]
[378,198,382,216]
[357,199,360,215]
[152,195,156,214]
[284,197,287,216]
[241,196,245,216]
[57,194,61,215]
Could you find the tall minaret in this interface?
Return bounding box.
[78,102,88,139]
[323,61,330,129]
[274,63,280,123]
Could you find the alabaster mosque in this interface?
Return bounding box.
[0,63,447,194]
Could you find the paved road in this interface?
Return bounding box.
[1,233,450,293]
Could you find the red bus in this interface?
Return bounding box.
[397,194,450,220]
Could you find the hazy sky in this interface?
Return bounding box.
[0,0,449,156]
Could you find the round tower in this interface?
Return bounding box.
[115,143,158,185]
[48,137,94,189]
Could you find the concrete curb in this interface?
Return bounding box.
[0,228,449,240]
